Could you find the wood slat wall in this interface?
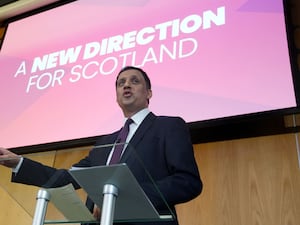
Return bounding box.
[176,134,300,225]
[1,133,300,225]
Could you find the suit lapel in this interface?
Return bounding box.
[120,112,156,163]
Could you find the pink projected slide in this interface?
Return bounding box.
[0,0,296,149]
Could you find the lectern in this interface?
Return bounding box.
[31,144,174,225]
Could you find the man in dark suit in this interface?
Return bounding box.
[0,66,202,225]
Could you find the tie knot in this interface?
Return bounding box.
[118,118,133,141]
[125,118,133,127]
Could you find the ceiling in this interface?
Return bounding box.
[0,0,60,23]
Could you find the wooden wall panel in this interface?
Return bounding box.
[0,187,32,225]
[0,26,4,37]
[0,151,57,214]
[0,147,92,223]
[176,134,300,225]
[1,134,300,225]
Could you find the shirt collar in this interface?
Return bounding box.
[125,108,150,126]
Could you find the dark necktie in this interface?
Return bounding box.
[110,118,133,164]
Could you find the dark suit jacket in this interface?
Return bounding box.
[12,112,202,225]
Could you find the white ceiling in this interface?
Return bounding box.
[0,0,60,23]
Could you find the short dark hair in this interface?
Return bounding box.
[116,66,151,90]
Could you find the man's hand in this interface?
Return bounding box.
[0,147,21,168]
[93,205,101,220]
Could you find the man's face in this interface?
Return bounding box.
[116,69,152,117]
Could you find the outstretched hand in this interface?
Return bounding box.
[0,147,21,168]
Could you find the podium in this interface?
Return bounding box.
[30,144,174,225]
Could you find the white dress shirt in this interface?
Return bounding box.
[106,108,150,164]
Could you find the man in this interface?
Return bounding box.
[0,66,202,225]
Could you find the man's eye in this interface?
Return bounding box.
[131,78,139,84]
[117,80,125,87]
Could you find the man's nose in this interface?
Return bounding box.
[124,80,131,87]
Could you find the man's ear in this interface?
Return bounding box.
[147,89,153,100]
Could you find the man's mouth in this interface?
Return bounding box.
[123,91,132,97]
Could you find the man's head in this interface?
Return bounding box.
[116,66,151,89]
[116,66,152,117]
